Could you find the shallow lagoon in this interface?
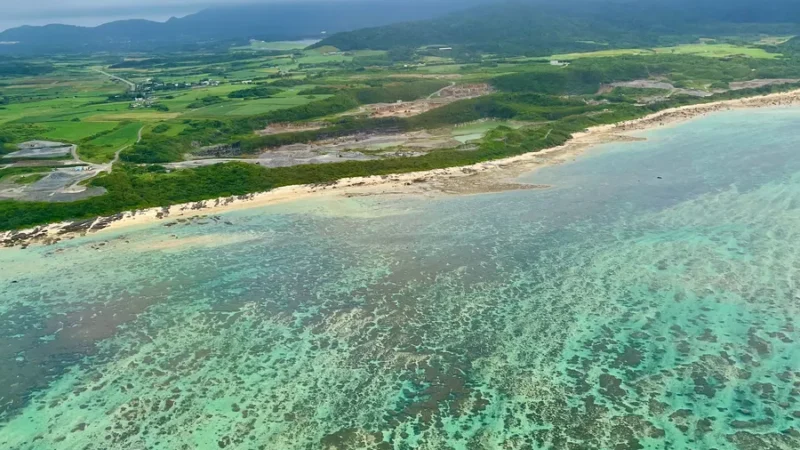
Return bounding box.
[1,108,799,449]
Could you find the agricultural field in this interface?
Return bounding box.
[0,48,365,168]
[184,95,333,118]
[551,43,780,60]
[653,43,780,59]
[78,122,143,163]
[3,30,800,228]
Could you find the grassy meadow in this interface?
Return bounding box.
[552,43,780,60]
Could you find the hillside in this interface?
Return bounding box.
[314,0,800,55]
[0,0,486,54]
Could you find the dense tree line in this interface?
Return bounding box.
[227,86,284,99]
[0,124,52,153]
[269,79,309,88]
[0,61,55,77]
[120,135,186,163]
[313,0,800,56]
[297,86,341,95]
[152,124,171,134]
[186,96,226,109]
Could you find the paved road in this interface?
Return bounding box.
[92,68,136,91]
[427,82,457,99]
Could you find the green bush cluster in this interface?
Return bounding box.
[187,96,225,109]
[227,86,284,99]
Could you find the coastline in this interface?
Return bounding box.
[3,89,800,248]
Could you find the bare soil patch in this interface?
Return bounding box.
[363,83,493,119]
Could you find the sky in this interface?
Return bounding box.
[0,0,251,31]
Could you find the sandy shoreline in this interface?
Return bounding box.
[4,89,800,248]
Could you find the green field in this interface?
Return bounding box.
[42,121,119,142]
[416,64,465,73]
[85,111,180,122]
[0,97,118,124]
[552,43,780,60]
[181,94,331,118]
[550,49,654,59]
[237,39,321,51]
[654,43,780,58]
[79,122,142,163]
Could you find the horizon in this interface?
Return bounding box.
[0,0,259,32]
[0,0,486,32]
[0,14,189,32]
[0,0,429,32]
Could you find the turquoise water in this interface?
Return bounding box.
[1,108,799,449]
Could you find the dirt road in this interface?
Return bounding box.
[427,82,457,99]
[104,126,143,171]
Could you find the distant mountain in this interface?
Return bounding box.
[0,0,488,54]
[314,0,800,55]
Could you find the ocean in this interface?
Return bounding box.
[1,107,798,449]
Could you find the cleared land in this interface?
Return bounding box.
[3,141,74,159]
[552,43,779,60]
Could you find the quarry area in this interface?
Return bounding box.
[354,83,493,119]
[257,122,328,136]
[167,121,518,170]
[0,140,111,202]
[2,141,75,160]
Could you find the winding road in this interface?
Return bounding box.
[58,126,145,196]
[92,68,136,91]
[427,82,457,99]
[104,126,143,171]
